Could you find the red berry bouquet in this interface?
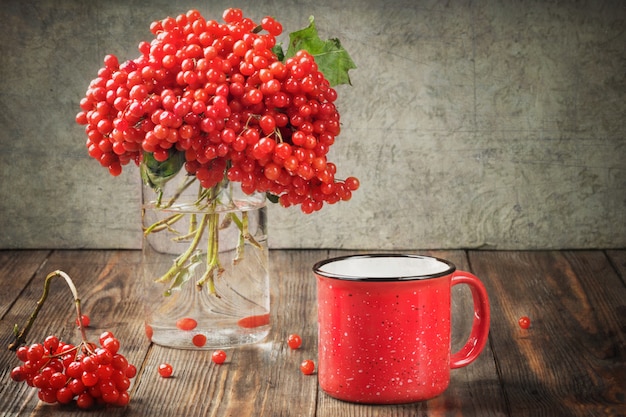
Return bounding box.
[74,8,358,347]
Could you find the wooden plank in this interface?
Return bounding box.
[0,250,50,317]
[0,249,147,417]
[468,250,626,417]
[129,249,322,417]
[316,250,507,417]
[607,250,626,286]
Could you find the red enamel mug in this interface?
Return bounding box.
[314,254,490,404]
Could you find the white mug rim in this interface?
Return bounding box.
[313,253,456,281]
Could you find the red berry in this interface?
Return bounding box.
[345,176,360,191]
[38,387,57,403]
[211,350,227,364]
[158,363,173,378]
[66,360,83,378]
[49,371,67,390]
[145,324,153,341]
[116,390,131,406]
[16,346,29,362]
[518,316,531,329]
[111,353,129,371]
[56,386,74,404]
[300,359,315,375]
[176,317,198,331]
[237,313,270,328]
[76,314,90,328]
[82,355,98,372]
[81,370,99,387]
[96,347,113,365]
[10,366,26,382]
[125,364,137,379]
[102,337,120,354]
[192,334,207,347]
[43,335,60,353]
[99,331,115,345]
[76,392,95,409]
[287,334,302,350]
[68,378,85,395]
[27,344,44,362]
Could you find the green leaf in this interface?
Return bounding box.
[272,44,285,62]
[266,192,280,204]
[285,16,356,86]
[164,251,202,296]
[141,150,186,192]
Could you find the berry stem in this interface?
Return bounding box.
[144,178,265,295]
[8,270,86,351]
[155,212,209,285]
[195,210,223,293]
[231,211,262,265]
[143,213,185,235]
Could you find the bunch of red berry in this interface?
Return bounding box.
[76,7,359,214]
[10,331,136,409]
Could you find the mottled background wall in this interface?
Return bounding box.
[1,0,624,250]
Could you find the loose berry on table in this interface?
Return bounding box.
[158,363,174,378]
[300,359,315,375]
[287,333,302,349]
[518,316,531,329]
[212,350,227,364]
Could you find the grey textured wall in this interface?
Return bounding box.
[1,0,624,250]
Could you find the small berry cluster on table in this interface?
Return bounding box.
[10,331,136,409]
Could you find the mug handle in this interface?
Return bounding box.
[449,271,491,369]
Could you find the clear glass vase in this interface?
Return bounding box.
[140,168,270,349]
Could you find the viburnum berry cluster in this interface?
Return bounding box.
[10,332,136,409]
[75,7,359,214]
[8,271,137,409]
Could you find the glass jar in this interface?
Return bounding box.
[140,166,270,349]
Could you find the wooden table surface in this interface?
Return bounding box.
[0,249,624,417]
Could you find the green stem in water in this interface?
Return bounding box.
[143,213,185,235]
[171,213,198,242]
[8,270,88,352]
[196,208,223,293]
[230,212,263,264]
[155,213,209,284]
